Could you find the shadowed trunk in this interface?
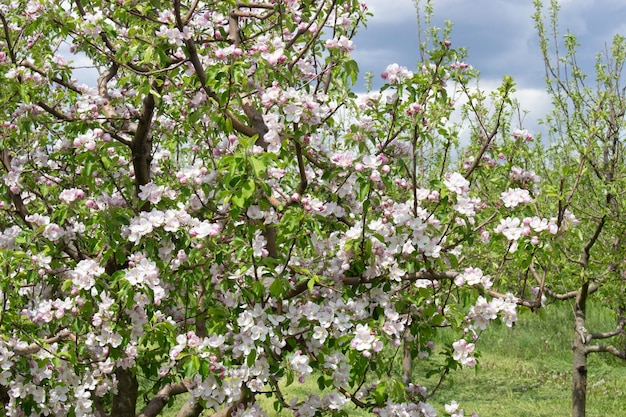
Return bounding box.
[402,340,413,386]
[111,368,138,417]
[572,282,589,417]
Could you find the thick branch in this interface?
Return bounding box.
[236,1,274,9]
[0,11,17,64]
[206,393,250,417]
[176,399,204,417]
[20,61,82,93]
[132,80,163,201]
[241,97,269,144]
[137,383,189,417]
[173,0,256,137]
[294,139,308,195]
[36,101,74,122]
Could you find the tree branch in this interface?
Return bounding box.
[13,329,75,356]
[137,383,189,417]
[173,0,257,138]
[542,284,600,301]
[587,315,626,342]
[131,79,162,202]
[175,399,204,417]
[584,344,626,359]
[582,215,606,267]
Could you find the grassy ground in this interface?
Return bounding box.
[425,300,626,416]
[161,300,626,416]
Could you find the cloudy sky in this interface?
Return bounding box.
[353,0,626,133]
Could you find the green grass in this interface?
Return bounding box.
[422,300,626,416]
[160,301,626,416]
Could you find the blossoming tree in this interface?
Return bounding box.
[0,0,578,416]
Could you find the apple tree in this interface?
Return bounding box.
[0,1,559,416]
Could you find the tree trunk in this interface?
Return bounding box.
[572,283,589,417]
[402,340,412,386]
[111,368,138,417]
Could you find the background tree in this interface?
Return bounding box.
[532,2,626,416]
[456,2,626,417]
[0,0,578,416]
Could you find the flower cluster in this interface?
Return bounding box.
[494,215,559,250]
[467,294,519,331]
[381,63,414,84]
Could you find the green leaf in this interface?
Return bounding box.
[373,381,387,405]
[247,351,257,367]
[142,46,154,64]
[184,355,200,378]
[249,156,266,176]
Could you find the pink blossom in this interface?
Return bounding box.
[494,217,522,241]
[189,221,221,238]
[351,324,376,351]
[59,188,86,203]
[444,172,470,194]
[43,223,64,241]
[455,267,492,289]
[452,339,476,366]
[290,351,312,377]
[138,182,165,204]
[500,187,532,208]
[381,63,414,84]
[325,36,355,52]
[71,259,104,291]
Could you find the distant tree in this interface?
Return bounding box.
[0,0,579,416]
[519,2,626,416]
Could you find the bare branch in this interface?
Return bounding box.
[463,90,509,180]
[587,316,626,342]
[584,344,626,359]
[236,1,274,9]
[487,289,541,309]
[175,399,203,417]
[131,79,162,202]
[174,0,257,138]
[542,284,600,301]
[582,215,606,267]
[294,139,308,196]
